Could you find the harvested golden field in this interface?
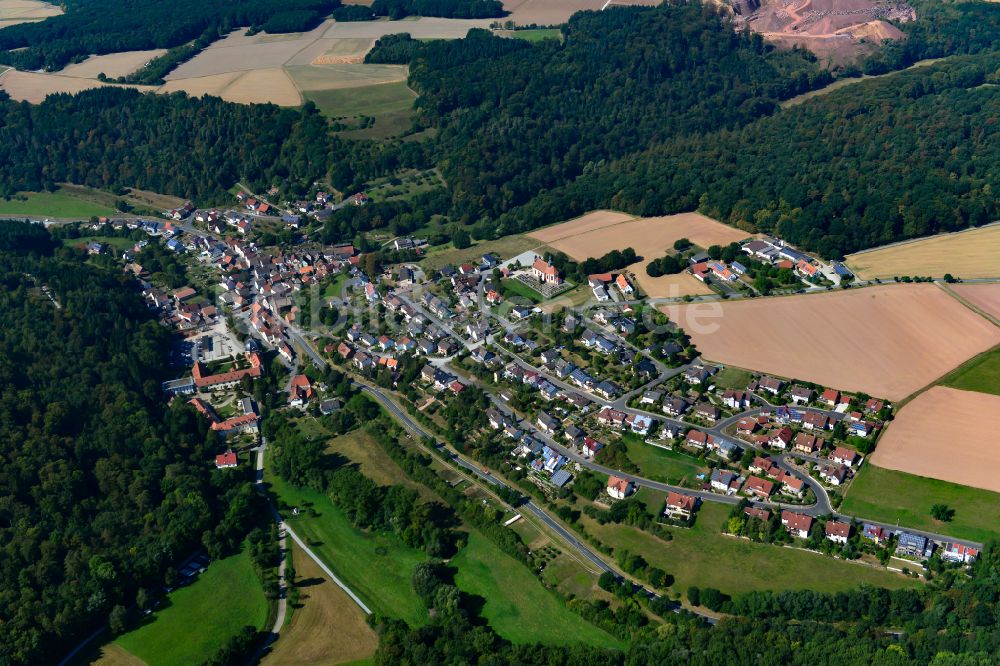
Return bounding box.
[0,70,153,103]
[530,210,635,243]
[168,24,333,79]
[530,211,750,262]
[59,50,166,79]
[88,643,146,666]
[502,0,605,24]
[309,38,374,64]
[870,387,1000,492]
[951,283,1000,323]
[0,0,60,27]
[845,224,1000,280]
[262,543,377,666]
[219,68,301,105]
[629,265,714,298]
[663,284,1000,401]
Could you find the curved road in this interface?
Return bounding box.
[355,383,716,621]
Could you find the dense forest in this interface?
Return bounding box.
[367,0,1000,256]
[400,4,832,230]
[370,0,505,19]
[0,0,336,71]
[0,223,260,664]
[511,52,1000,257]
[0,87,427,202]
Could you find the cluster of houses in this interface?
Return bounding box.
[485,408,573,489]
[690,257,747,284]
[195,208,255,236]
[740,237,820,280]
[286,190,369,226]
[336,307,461,374]
[762,510,979,564]
[142,284,219,331]
[605,476,700,523]
[588,272,635,302]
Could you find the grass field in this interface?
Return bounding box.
[265,456,429,626]
[421,233,541,270]
[114,549,269,666]
[939,346,1000,396]
[624,438,707,486]
[500,278,544,303]
[711,366,753,391]
[503,28,562,42]
[326,428,440,502]
[263,543,377,666]
[583,503,920,596]
[0,189,115,218]
[841,464,1000,543]
[451,532,622,648]
[305,80,415,117]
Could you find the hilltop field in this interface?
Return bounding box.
[529,210,749,297]
[0,0,60,28]
[0,17,480,111]
[663,283,1000,400]
[845,224,1000,280]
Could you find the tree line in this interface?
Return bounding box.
[518,51,1000,258]
[371,537,1000,664]
[0,87,427,204]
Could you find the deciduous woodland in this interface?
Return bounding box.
[0,224,267,664]
[2,3,999,256]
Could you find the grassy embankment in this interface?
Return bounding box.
[112,548,269,666]
[451,532,622,648]
[937,345,1000,396]
[262,543,378,666]
[841,464,1000,544]
[582,503,922,596]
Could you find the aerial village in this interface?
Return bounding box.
[73,187,980,585]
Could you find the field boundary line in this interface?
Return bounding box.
[846,219,1000,259]
[528,209,638,243]
[937,281,1000,329]
[282,522,374,615]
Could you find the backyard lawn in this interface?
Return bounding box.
[451,532,622,648]
[711,366,753,391]
[114,548,269,666]
[841,464,1000,543]
[623,436,707,486]
[265,455,429,626]
[583,503,920,597]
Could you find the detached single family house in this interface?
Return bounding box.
[607,476,635,500]
[781,511,813,539]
